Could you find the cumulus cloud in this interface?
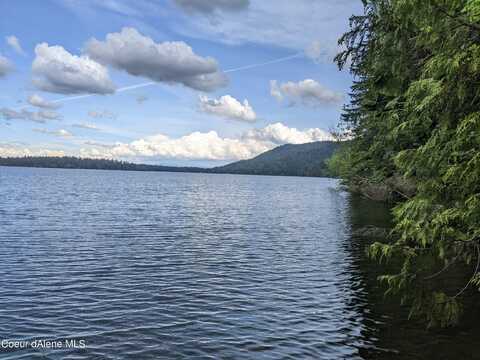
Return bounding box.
[88,110,117,119]
[243,122,334,144]
[80,122,334,161]
[0,55,13,77]
[32,43,115,94]
[173,0,250,15]
[198,94,256,122]
[81,131,268,160]
[6,35,26,55]
[34,128,73,138]
[0,143,65,157]
[54,1,358,62]
[0,107,61,123]
[27,94,61,109]
[84,27,227,91]
[270,79,343,106]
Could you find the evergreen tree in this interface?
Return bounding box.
[335,0,480,326]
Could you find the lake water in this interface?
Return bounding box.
[0,167,479,359]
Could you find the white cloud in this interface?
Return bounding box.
[198,94,256,122]
[72,123,101,130]
[81,131,269,160]
[34,128,73,138]
[0,55,13,77]
[270,81,283,102]
[52,1,358,66]
[80,122,334,161]
[84,27,227,91]
[0,144,65,157]
[27,94,61,109]
[270,79,343,106]
[32,43,116,94]
[0,107,61,123]
[243,122,334,144]
[174,0,361,53]
[173,0,250,15]
[6,35,26,55]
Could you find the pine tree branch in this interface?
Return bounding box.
[431,3,480,32]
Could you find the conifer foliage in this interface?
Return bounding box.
[335,0,480,326]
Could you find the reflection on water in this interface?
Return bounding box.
[345,195,480,360]
[0,167,479,359]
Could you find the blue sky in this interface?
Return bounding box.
[0,0,361,166]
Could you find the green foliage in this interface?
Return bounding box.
[325,143,354,178]
[214,141,340,177]
[337,0,480,326]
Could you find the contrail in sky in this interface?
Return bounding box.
[50,82,157,104]
[224,52,303,73]
[39,52,304,106]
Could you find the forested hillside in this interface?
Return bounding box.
[333,0,480,326]
[213,141,340,177]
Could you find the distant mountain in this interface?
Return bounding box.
[0,141,340,177]
[212,141,340,177]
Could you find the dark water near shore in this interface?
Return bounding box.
[0,166,479,359]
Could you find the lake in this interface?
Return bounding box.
[0,167,479,359]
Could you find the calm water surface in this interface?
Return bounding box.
[0,167,479,359]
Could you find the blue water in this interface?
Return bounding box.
[0,167,479,359]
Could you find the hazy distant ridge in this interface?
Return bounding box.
[211,141,339,177]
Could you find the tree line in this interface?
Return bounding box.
[0,156,206,173]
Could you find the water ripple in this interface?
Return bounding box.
[1,167,479,359]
